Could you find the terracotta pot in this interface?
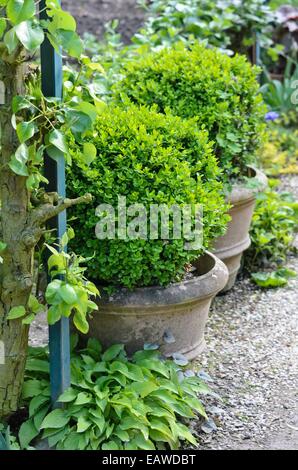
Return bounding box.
[86,252,228,360]
[213,168,268,292]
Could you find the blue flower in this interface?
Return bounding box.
[265,111,280,122]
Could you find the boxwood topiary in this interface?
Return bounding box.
[67,104,229,288]
[113,42,267,180]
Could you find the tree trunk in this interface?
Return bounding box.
[0,61,33,420]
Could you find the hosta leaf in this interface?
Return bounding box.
[131,381,159,398]
[58,387,78,403]
[102,344,124,362]
[26,358,50,373]
[77,415,91,433]
[19,419,38,449]
[40,409,70,429]
[74,392,92,405]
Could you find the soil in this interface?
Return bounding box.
[62,0,145,44]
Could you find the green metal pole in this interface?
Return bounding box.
[40,1,71,405]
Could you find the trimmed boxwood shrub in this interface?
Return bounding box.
[113,42,267,180]
[67,104,229,288]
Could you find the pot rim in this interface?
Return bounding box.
[227,166,268,206]
[99,251,229,307]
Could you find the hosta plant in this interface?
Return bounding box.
[20,338,210,450]
[114,42,267,181]
[67,104,229,288]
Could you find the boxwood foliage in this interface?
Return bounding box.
[67,104,229,288]
[113,42,267,180]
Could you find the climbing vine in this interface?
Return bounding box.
[0,0,101,419]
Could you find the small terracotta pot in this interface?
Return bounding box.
[86,252,228,360]
[213,168,267,292]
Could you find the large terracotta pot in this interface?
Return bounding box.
[86,252,228,360]
[213,168,267,292]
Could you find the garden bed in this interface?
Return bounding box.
[63,0,144,43]
[28,176,298,450]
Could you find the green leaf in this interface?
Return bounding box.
[171,421,197,445]
[61,432,81,450]
[47,305,62,325]
[120,417,149,440]
[7,0,35,25]
[252,271,286,288]
[29,394,49,417]
[40,409,70,429]
[59,284,78,305]
[48,129,68,153]
[19,419,38,449]
[139,359,170,378]
[4,27,18,54]
[54,29,83,58]
[74,392,92,405]
[16,121,36,143]
[26,358,50,373]
[133,434,155,450]
[102,344,124,362]
[58,387,78,403]
[77,415,91,433]
[131,381,159,398]
[15,20,44,50]
[45,279,62,303]
[22,312,35,324]
[102,440,119,450]
[73,310,89,334]
[22,379,44,399]
[9,143,29,176]
[33,404,50,430]
[46,144,65,161]
[0,18,6,38]
[12,95,31,113]
[50,10,76,32]
[28,294,43,314]
[7,305,26,320]
[0,242,7,252]
[83,142,97,166]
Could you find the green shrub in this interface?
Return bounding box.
[67,104,229,288]
[248,186,298,267]
[21,339,210,450]
[113,42,267,180]
[246,183,298,287]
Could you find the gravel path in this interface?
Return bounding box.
[29,175,298,450]
[193,175,298,450]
